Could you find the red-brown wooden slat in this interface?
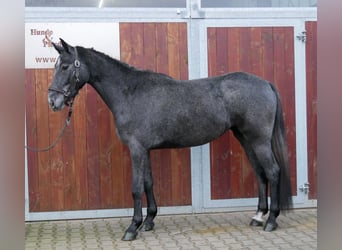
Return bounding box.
[47,69,65,211]
[216,28,228,75]
[158,149,173,206]
[123,23,146,207]
[168,23,181,79]
[244,27,263,197]
[167,23,182,205]
[179,23,189,81]
[154,23,173,206]
[131,23,144,69]
[250,27,263,76]
[142,23,159,207]
[209,28,232,199]
[210,28,230,200]
[272,27,297,194]
[35,69,52,211]
[115,23,132,208]
[143,23,157,71]
[168,23,191,205]
[120,23,133,63]
[207,28,217,77]
[86,86,101,209]
[122,23,145,207]
[306,21,317,199]
[237,28,254,198]
[180,149,191,204]
[122,145,132,207]
[284,28,297,193]
[62,105,76,210]
[229,139,244,199]
[210,134,231,199]
[176,23,191,205]
[48,64,78,211]
[239,28,251,73]
[261,27,274,82]
[227,29,243,198]
[97,96,114,209]
[111,146,127,208]
[26,69,39,212]
[239,27,257,198]
[149,150,161,205]
[73,87,88,209]
[227,28,240,72]
[272,28,287,100]
[155,23,169,75]
[170,150,182,204]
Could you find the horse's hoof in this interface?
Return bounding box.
[263,222,278,232]
[250,219,263,227]
[140,221,155,231]
[121,231,138,241]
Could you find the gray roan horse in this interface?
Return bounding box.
[48,39,292,241]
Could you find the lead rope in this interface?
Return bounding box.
[25,100,74,152]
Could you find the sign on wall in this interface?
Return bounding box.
[25,23,120,69]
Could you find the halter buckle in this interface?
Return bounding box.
[74,60,81,68]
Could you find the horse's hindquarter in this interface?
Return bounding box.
[220,72,277,138]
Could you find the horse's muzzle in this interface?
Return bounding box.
[48,92,66,111]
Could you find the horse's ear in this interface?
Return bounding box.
[52,42,64,54]
[59,38,73,54]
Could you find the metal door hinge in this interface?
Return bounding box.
[296,31,307,43]
[299,182,310,194]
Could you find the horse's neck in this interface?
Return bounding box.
[86,52,132,115]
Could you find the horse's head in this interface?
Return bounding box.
[48,38,89,111]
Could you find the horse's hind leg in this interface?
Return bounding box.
[251,141,280,232]
[250,172,268,227]
[140,159,157,232]
[232,128,268,227]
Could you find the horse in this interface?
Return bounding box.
[48,38,293,241]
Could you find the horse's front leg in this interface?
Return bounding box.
[122,144,147,241]
[140,158,157,231]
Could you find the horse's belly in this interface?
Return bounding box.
[159,115,228,148]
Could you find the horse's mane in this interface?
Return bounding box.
[78,46,173,80]
[78,46,136,72]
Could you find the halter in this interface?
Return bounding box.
[48,47,81,104]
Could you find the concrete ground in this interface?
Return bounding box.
[25,208,317,250]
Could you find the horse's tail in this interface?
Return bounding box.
[270,83,293,211]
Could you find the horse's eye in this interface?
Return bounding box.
[61,65,68,70]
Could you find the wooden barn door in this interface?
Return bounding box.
[201,22,309,208]
[26,22,191,215]
[209,26,297,200]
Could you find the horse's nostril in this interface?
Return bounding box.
[49,99,56,110]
